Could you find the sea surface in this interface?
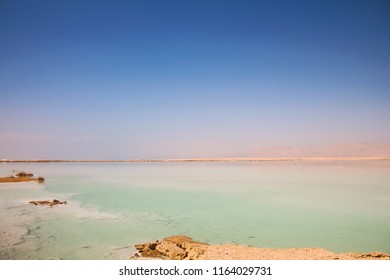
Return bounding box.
[1,161,390,259]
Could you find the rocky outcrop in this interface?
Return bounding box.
[132,235,390,260]
[133,235,208,260]
[36,177,45,183]
[356,252,390,260]
[29,199,67,207]
[15,172,34,178]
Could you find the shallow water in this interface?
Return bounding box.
[1,161,390,259]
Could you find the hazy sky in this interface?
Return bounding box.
[1,0,389,159]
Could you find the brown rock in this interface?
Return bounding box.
[28,199,67,207]
[133,235,208,260]
[16,172,34,178]
[156,242,187,260]
[162,236,208,259]
[133,240,163,259]
[163,235,196,244]
[37,177,45,183]
[357,252,390,260]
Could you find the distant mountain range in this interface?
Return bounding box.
[246,142,390,158]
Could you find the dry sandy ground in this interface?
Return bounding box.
[133,236,390,260]
[198,245,389,260]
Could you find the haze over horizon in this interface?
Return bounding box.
[1,1,390,159]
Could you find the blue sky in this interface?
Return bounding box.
[0,0,389,159]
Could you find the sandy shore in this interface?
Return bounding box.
[133,236,390,260]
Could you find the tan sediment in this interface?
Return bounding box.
[0,177,39,183]
[132,236,390,260]
[0,172,45,183]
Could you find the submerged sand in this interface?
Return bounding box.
[133,236,390,260]
[0,182,122,259]
[0,186,39,259]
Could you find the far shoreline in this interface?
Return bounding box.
[2,157,390,163]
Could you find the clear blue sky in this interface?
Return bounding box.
[1,0,389,159]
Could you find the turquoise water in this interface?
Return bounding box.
[1,161,390,259]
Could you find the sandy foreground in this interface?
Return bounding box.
[133,236,390,260]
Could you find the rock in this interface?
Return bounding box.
[163,235,195,244]
[357,252,390,260]
[156,242,187,260]
[134,240,163,259]
[28,199,67,207]
[37,177,45,183]
[16,172,34,178]
[133,235,208,260]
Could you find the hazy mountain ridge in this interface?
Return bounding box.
[247,142,390,158]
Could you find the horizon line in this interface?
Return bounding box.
[2,157,390,163]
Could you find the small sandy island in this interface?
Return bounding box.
[132,236,390,260]
[0,171,45,183]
